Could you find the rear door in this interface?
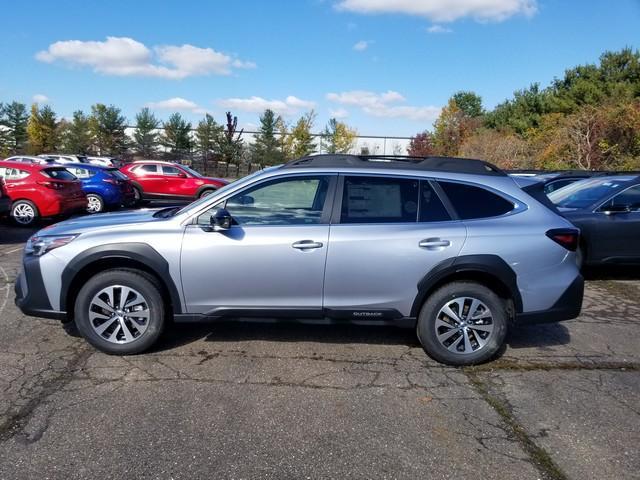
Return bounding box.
[323,175,467,319]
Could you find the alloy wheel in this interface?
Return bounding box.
[13,203,35,225]
[88,285,150,344]
[434,297,494,355]
[87,195,103,213]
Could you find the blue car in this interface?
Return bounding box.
[64,163,136,213]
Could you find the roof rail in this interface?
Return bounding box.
[282,154,506,176]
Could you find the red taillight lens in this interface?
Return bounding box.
[37,181,65,190]
[546,229,579,251]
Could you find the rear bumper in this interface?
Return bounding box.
[0,197,11,214]
[14,256,67,321]
[516,274,584,325]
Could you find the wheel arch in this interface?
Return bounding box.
[60,243,182,320]
[196,184,218,197]
[410,254,522,318]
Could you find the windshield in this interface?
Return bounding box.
[174,167,277,217]
[548,176,634,209]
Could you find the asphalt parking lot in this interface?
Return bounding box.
[0,223,638,480]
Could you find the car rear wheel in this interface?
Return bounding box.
[132,186,143,205]
[417,282,508,366]
[11,200,39,227]
[74,269,166,355]
[86,193,104,213]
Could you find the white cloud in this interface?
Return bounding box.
[427,24,453,33]
[217,95,316,116]
[145,97,208,114]
[353,40,369,51]
[329,108,350,119]
[335,0,537,22]
[36,37,255,79]
[32,94,49,103]
[327,90,440,122]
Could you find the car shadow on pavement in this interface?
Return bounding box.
[583,265,640,280]
[0,221,38,244]
[506,322,571,349]
[153,321,422,353]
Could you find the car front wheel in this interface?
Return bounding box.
[74,269,166,354]
[417,282,508,366]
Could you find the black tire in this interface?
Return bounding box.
[198,188,216,199]
[576,242,586,270]
[86,193,105,214]
[74,269,166,355]
[132,186,144,206]
[417,281,508,366]
[11,199,39,227]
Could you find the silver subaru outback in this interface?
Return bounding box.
[15,155,584,365]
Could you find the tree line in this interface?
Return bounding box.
[408,48,640,171]
[0,99,357,166]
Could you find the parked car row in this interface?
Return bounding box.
[0,157,229,226]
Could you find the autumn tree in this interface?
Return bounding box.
[322,118,357,154]
[290,111,316,158]
[132,108,160,158]
[407,131,435,156]
[160,113,192,160]
[460,128,531,170]
[27,104,59,154]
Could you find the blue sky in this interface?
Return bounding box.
[1,0,639,137]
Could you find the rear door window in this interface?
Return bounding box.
[341,176,419,224]
[438,181,514,220]
[43,168,77,181]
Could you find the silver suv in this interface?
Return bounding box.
[15,155,584,365]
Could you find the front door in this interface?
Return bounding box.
[323,175,467,318]
[181,174,336,314]
[594,185,640,262]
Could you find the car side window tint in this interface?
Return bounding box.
[162,166,182,176]
[341,176,418,224]
[0,168,30,180]
[439,181,514,220]
[607,185,640,212]
[198,176,331,226]
[419,181,451,222]
[137,165,158,174]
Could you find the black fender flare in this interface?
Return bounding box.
[196,184,218,197]
[410,254,523,317]
[60,242,182,314]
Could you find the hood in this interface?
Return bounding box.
[201,176,229,184]
[36,208,165,235]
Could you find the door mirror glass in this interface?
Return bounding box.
[209,207,233,231]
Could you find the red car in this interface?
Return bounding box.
[0,161,87,226]
[119,161,228,202]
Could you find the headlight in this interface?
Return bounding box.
[25,234,78,256]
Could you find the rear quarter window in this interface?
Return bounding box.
[439,181,514,220]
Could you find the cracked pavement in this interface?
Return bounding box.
[0,224,638,479]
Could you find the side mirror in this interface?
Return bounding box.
[177,171,187,178]
[210,208,232,231]
[602,204,631,215]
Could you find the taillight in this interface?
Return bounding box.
[37,181,65,190]
[546,229,579,251]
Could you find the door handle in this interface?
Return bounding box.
[419,238,451,249]
[292,240,324,250]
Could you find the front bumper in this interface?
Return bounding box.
[14,255,67,321]
[516,274,584,325]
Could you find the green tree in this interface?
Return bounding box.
[290,111,316,158]
[252,109,284,165]
[451,91,484,118]
[485,84,550,135]
[160,112,192,160]
[194,114,223,165]
[1,101,29,154]
[27,104,58,154]
[132,108,160,158]
[59,110,92,153]
[219,111,244,164]
[89,104,128,155]
[322,117,357,154]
